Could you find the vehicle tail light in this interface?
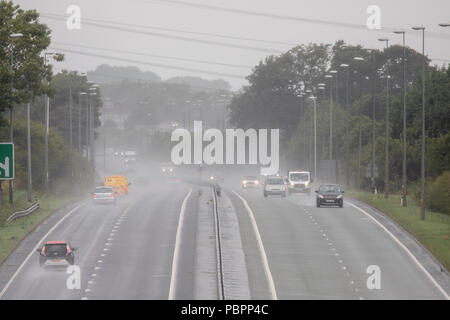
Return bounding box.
[41,246,46,256]
[111,193,115,198]
[93,194,97,198]
[66,244,71,255]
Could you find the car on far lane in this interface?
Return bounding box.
[37,241,76,268]
[161,162,174,174]
[315,184,344,208]
[263,175,287,197]
[242,175,260,190]
[92,186,117,204]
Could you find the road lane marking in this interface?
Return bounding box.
[168,189,192,300]
[348,202,450,300]
[0,201,88,298]
[232,190,278,300]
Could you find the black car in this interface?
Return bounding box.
[315,184,344,208]
[37,241,77,267]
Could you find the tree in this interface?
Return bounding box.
[0,1,53,115]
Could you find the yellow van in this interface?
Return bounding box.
[104,175,130,195]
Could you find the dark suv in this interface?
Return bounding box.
[315,184,344,208]
[37,241,77,267]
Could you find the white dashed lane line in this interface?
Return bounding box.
[296,203,364,300]
[79,202,134,300]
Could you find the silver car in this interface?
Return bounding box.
[263,176,287,197]
[92,186,117,205]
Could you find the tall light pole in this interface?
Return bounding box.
[353,56,365,191]
[305,89,313,169]
[378,38,390,198]
[89,88,98,182]
[7,33,23,204]
[78,92,86,181]
[325,73,334,160]
[26,102,32,202]
[412,26,426,220]
[43,51,59,193]
[308,94,318,180]
[340,63,350,187]
[394,30,407,206]
[369,50,377,194]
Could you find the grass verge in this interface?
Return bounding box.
[348,191,450,271]
[0,190,80,265]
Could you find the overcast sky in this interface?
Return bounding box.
[15,0,450,90]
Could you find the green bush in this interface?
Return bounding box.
[426,171,450,214]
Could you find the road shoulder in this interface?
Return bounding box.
[347,197,450,299]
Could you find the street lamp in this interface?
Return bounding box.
[43,51,61,193]
[7,33,23,203]
[378,38,391,199]
[307,95,318,180]
[325,73,334,161]
[353,56,365,191]
[339,63,350,187]
[365,49,377,194]
[89,91,97,183]
[393,30,407,207]
[412,26,426,220]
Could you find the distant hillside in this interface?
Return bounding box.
[87,65,161,83]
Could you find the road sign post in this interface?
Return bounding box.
[0,143,14,180]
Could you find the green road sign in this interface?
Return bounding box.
[0,143,14,180]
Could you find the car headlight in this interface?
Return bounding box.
[336,195,343,199]
[290,182,294,187]
[318,194,324,199]
[305,181,310,186]
[281,186,285,191]
[255,181,259,184]
[242,180,247,184]
[169,168,173,172]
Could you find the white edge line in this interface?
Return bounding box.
[232,190,278,300]
[0,201,88,298]
[348,202,449,300]
[168,189,192,300]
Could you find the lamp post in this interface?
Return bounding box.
[43,51,59,193]
[7,33,23,204]
[78,92,86,180]
[308,94,318,180]
[89,91,97,184]
[325,73,335,160]
[89,85,99,180]
[340,63,350,187]
[378,38,390,198]
[368,50,376,194]
[412,26,426,220]
[353,57,365,191]
[394,30,407,206]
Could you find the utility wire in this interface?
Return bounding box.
[138,0,450,40]
[50,47,246,79]
[41,14,284,54]
[41,12,296,47]
[52,41,252,69]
